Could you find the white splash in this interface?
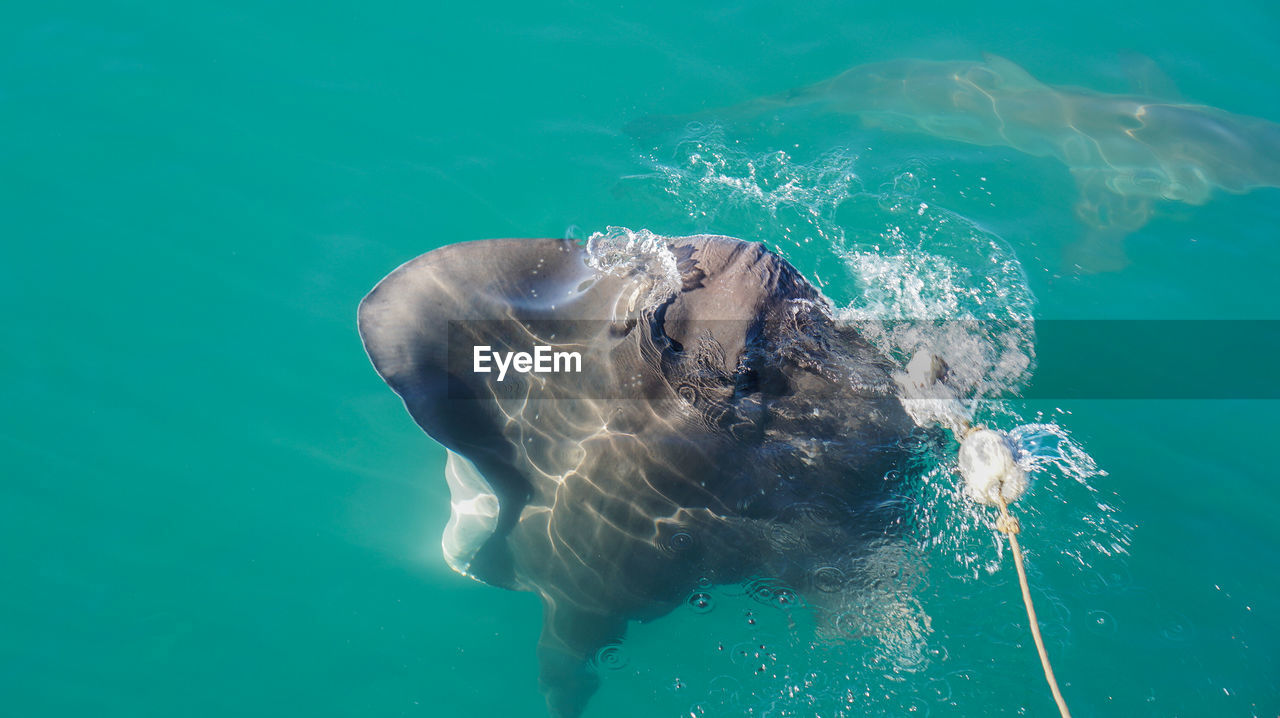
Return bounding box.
[585,226,683,312]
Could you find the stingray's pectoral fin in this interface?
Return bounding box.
[1071,168,1154,234]
[1064,168,1153,273]
[536,599,628,718]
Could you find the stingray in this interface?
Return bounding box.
[358,233,920,717]
[632,55,1280,267]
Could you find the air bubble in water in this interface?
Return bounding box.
[688,592,715,614]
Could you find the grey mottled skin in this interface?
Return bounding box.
[358,235,918,717]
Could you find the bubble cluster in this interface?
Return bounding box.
[646,125,861,254]
[584,226,683,312]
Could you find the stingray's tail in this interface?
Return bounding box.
[536,599,628,718]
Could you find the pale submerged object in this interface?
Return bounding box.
[724,54,1280,234]
[442,449,500,578]
[959,428,1029,506]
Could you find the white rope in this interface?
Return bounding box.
[896,351,1072,717]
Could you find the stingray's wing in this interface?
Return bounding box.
[358,235,864,718]
[361,238,634,582]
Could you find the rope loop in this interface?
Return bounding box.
[995,512,1021,535]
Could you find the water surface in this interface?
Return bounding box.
[3,1,1278,716]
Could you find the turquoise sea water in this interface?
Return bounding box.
[4,2,1279,716]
